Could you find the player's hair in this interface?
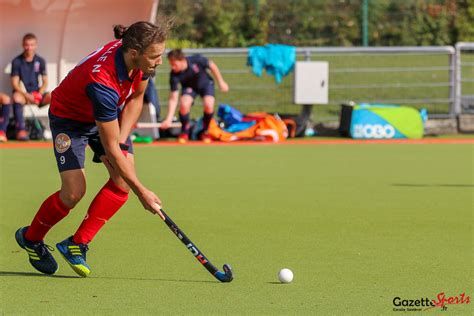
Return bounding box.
[113,18,172,53]
[167,49,186,60]
[22,33,37,42]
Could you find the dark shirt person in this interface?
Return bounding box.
[10,33,52,140]
[160,49,229,143]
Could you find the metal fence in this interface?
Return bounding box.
[155,45,471,121]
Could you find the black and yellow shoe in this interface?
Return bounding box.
[15,226,58,275]
[56,237,91,277]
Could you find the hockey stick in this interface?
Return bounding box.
[158,207,233,283]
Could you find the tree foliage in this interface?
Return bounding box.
[455,0,474,41]
[159,0,473,47]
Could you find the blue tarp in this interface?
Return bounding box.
[247,44,296,84]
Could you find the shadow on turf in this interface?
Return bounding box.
[0,271,78,278]
[89,276,217,284]
[0,271,217,283]
[392,183,474,188]
[267,282,286,285]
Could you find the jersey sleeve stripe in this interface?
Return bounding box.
[85,83,120,122]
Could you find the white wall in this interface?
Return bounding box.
[0,0,158,93]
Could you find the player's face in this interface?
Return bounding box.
[136,42,165,76]
[169,58,186,73]
[23,39,37,56]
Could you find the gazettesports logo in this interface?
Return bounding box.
[392,292,470,312]
[353,124,396,139]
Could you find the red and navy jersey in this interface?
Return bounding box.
[169,55,213,92]
[50,40,147,123]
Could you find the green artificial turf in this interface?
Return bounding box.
[0,143,472,314]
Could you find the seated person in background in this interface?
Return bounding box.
[10,33,51,140]
[0,92,12,142]
[160,49,229,143]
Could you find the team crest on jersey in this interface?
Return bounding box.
[55,133,71,153]
[192,64,199,73]
[34,61,41,73]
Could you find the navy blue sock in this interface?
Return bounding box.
[0,104,11,132]
[13,103,25,130]
[203,112,214,131]
[179,112,190,134]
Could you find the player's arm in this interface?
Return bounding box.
[10,60,22,94]
[161,90,179,129]
[119,79,147,143]
[39,75,48,94]
[96,119,142,190]
[11,59,33,102]
[11,75,34,103]
[11,75,24,94]
[39,59,48,94]
[86,81,163,215]
[96,119,163,217]
[209,61,229,92]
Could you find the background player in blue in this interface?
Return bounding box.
[10,33,52,140]
[160,49,229,143]
[15,21,170,277]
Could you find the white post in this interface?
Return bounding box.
[454,43,462,116]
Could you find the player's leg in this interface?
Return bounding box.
[25,169,86,242]
[178,92,194,143]
[57,137,133,277]
[0,93,11,142]
[16,117,89,275]
[201,95,215,143]
[11,91,28,140]
[18,169,85,248]
[72,150,132,245]
[199,81,216,142]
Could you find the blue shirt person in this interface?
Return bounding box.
[10,33,52,140]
